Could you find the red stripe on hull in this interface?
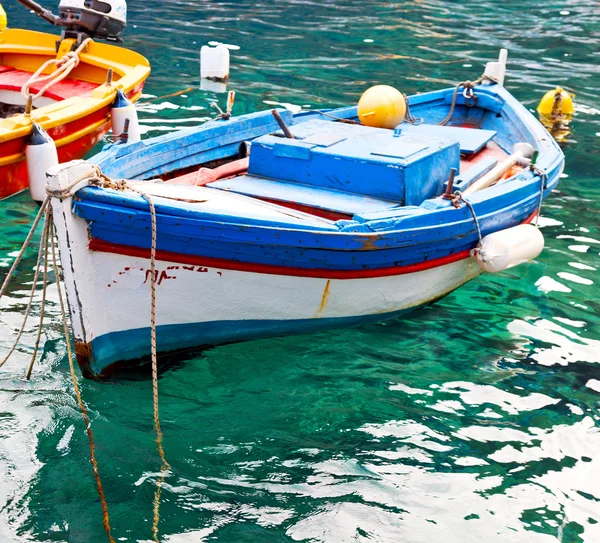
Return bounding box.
[87,211,538,278]
[88,238,473,279]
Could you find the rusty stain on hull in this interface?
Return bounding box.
[314,279,332,317]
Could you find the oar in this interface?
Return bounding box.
[462,142,535,196]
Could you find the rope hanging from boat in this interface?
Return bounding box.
[21,38,93,107]
[138,185,171,543]
[0,204,50,370]
[532,165,548,228]
[451,191,484,252]
[0,198,116,543]
[48,217,117,543]
[46,167,170,542]
[439,74,498,126]
[403,94,423,125]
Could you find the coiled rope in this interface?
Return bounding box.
[22,38,93,105]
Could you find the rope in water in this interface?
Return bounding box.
[26,205,52,380]
[48,216,116,543]
[0,198,116,542]
[0,199,48,300]
[137,186,171,543]
[0,201,50,370]
[47,168,170,541]
[22,38,93,105]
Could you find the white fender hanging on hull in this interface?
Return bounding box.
[26,123,59,204]
[475,223,545,273]
[111,89,141,143]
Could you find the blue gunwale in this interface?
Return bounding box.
[81,83,564,272]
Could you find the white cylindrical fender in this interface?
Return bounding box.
[26,123,59,204]
[200,45,230,80]
[111,89,141,143]
[475,224,545,273]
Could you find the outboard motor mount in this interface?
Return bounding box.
[58,0,127,41]
[17,0,127,42]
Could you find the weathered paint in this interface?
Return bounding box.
[49,163,484,376]
[46,80,565,377]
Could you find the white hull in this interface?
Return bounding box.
[48,162,481,376]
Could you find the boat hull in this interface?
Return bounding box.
[77,245,481,377]
[46,160,481,377]
[47,76,565,378]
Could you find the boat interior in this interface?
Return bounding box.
[0,28,147,119]
[93,85,546,229]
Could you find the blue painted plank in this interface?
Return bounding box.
[398,124,496,155]
[210,175,401,215]
[93,109,293,179]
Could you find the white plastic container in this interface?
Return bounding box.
[111,89,141,143]
[475,223,544,273]
[200,45,230,81]
[26,123,59,204]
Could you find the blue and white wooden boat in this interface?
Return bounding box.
[47,53,564,378]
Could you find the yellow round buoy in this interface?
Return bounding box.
[537,87,575,119]
[358,85,407,129]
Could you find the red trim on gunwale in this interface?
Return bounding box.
[88,211,539,279]
[89,238,472,279]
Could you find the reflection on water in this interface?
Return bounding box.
[1,0,600,541]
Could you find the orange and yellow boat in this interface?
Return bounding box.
[0,27,150,199]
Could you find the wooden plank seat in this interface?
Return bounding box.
[209,175,402,218]
[0,65,98,101]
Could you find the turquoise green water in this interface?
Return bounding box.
[1,1,600,541]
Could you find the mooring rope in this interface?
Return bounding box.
[22,38,93,105]
[26,205,52,380]
[46,168,170,541]
[0,199,116,542]
[451,191,484,253]
[532,166,548,228]
[0,208,50,370]
[0,198,49,301]
[136,187,171,543]
[439,74,498,126]
[48,217,116,543]
[403,94,423,125]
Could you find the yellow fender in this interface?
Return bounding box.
[0,4,7,31]
[537,87,575,119]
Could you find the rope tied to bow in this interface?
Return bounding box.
[440,74,499,126]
